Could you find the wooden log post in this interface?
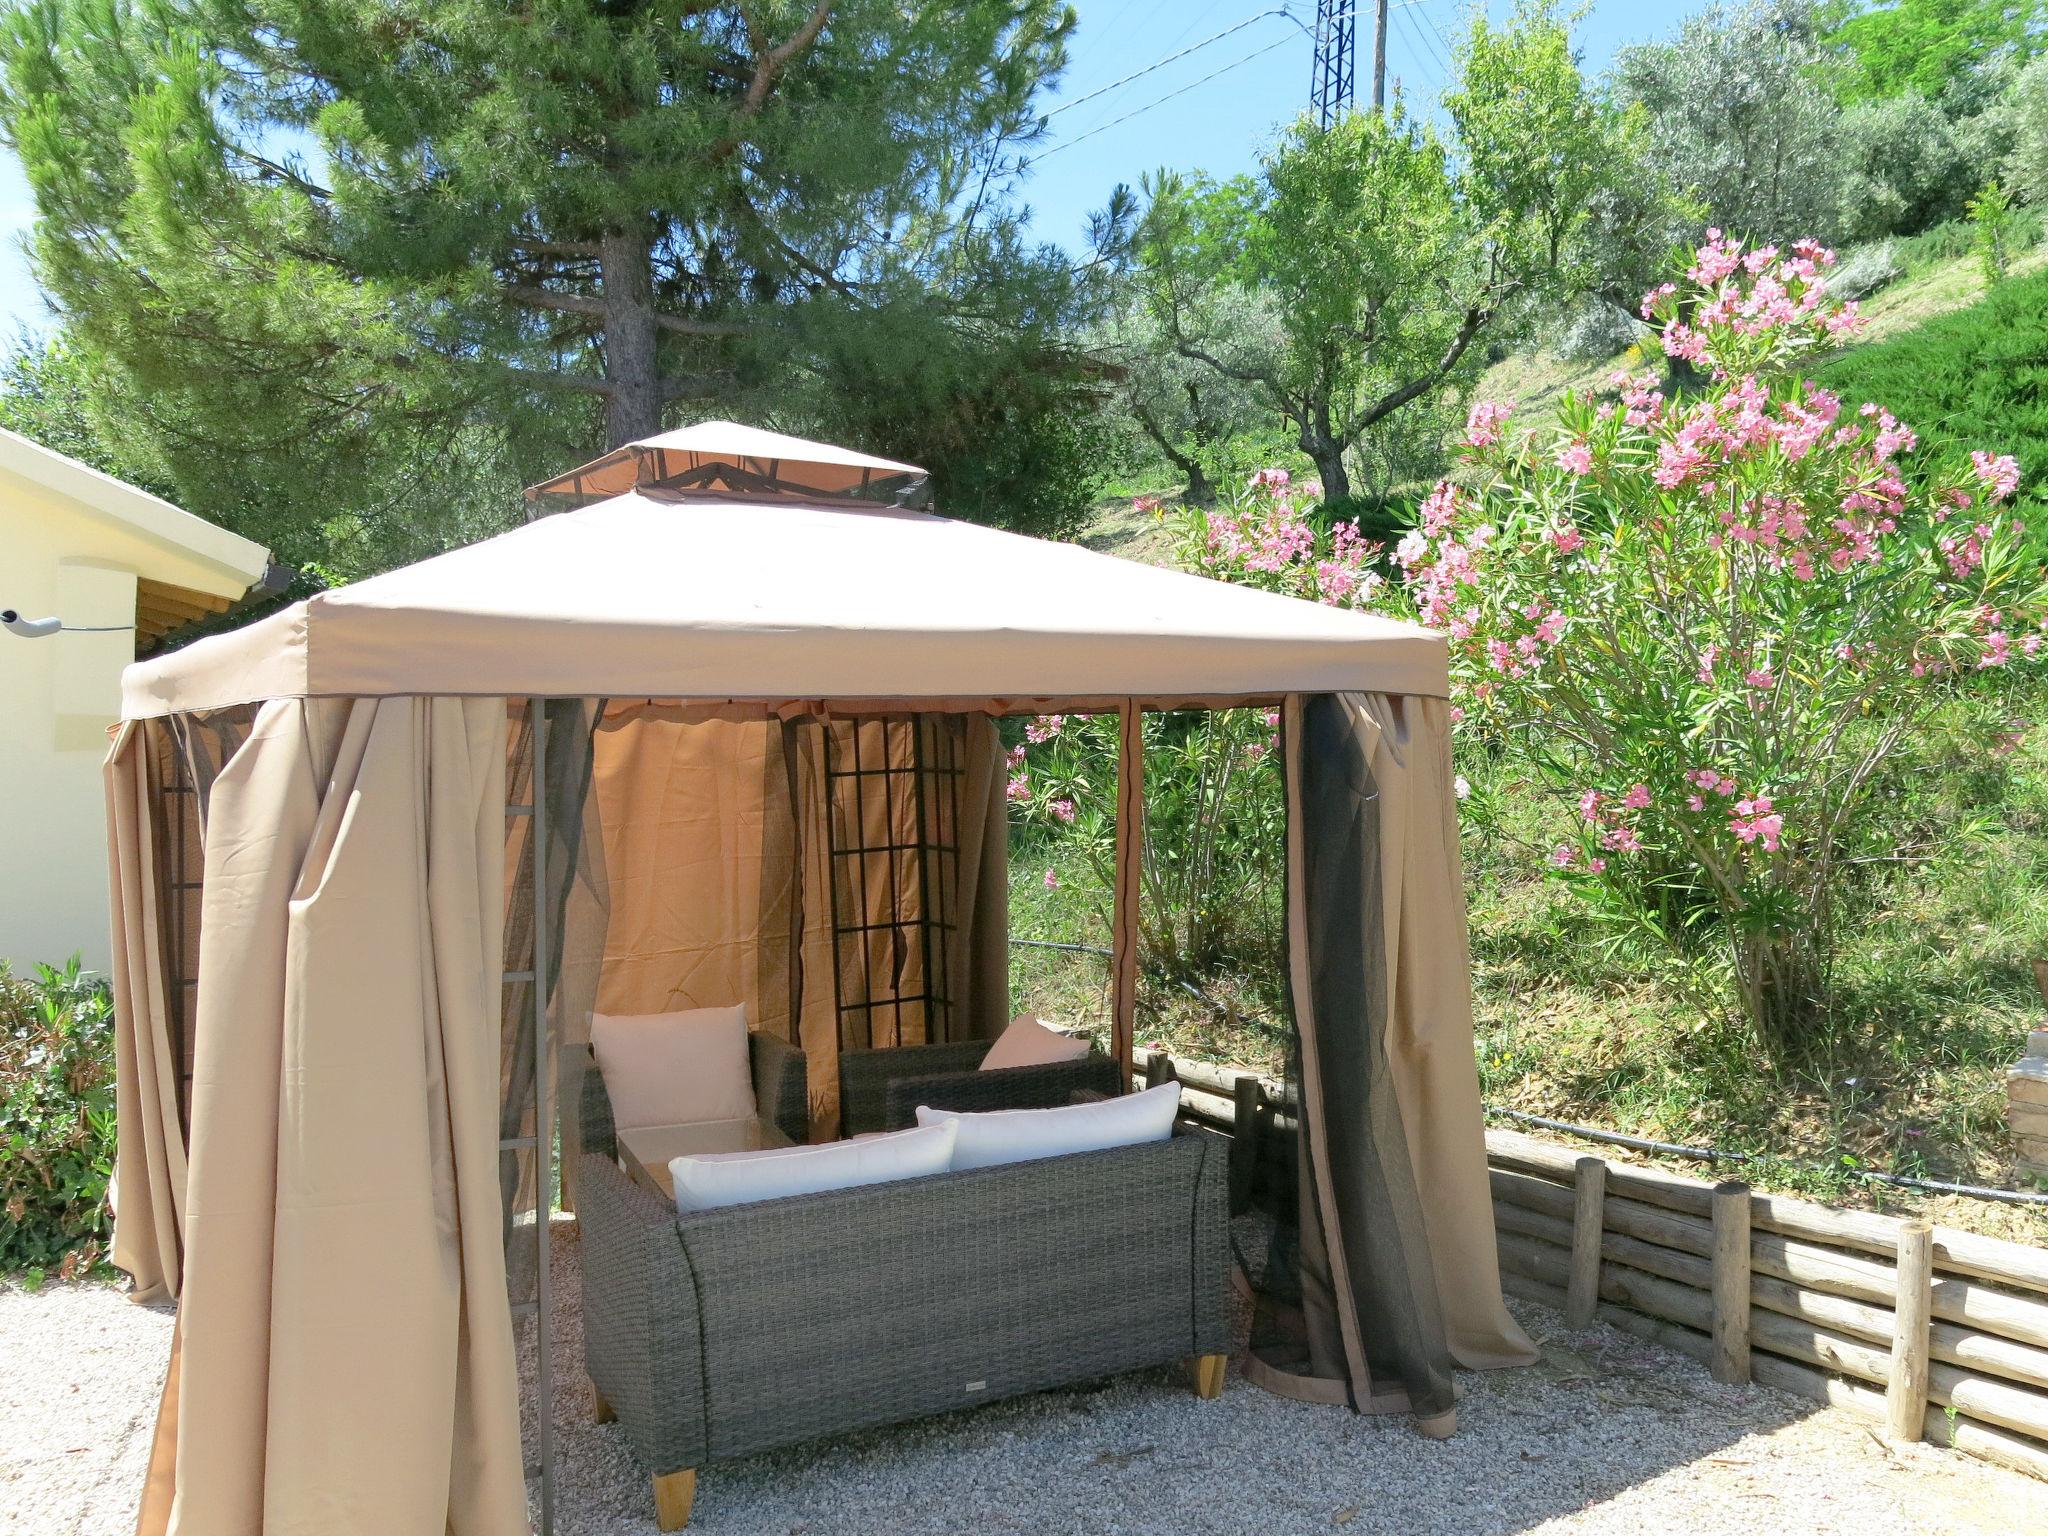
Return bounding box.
[1229,1075,1263,1215]
[1711,1180,1752,1384]
[1565,1156,1606,1329]
[1142,1050,1176,1091]
[1889,1220,1935,1443]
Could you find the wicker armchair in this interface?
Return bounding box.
[839,1038,1120,1137]
[576,1030,809,1159]
[577,1108,1230,1530]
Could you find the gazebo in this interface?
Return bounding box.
[103,424,1532,1535]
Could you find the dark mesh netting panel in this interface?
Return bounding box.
[1236,694,1456,1418]
[500,698,609,1298]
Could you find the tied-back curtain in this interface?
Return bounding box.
[1243,691,1456,1424]
[135,695,528,1536]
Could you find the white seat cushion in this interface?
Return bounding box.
[917,1081,1181,1171]
[590,1004,754,1133]
[978,1013,1093,1072]
[669,1120,958,1213]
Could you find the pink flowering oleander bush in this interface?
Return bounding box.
[1388,231,2048,1059]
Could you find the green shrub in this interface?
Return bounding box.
[1818,265,2048,517]
[1,958,116,1280]
[1892,207,2045,270]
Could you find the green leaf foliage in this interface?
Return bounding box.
[0,0,1098,573]
[1128,0,1633,506]
[1,959,115,1278]
[1828,0,2048,105]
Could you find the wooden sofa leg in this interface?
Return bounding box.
[653,1469,697,1532]
[1188,1353,1226,1400]
[590,1377,616,1424]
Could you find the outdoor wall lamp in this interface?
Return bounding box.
[1,608,134,639]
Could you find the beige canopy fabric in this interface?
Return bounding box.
[119,493,1451,718]
[104,722,184,1302]
[525,419,926,504]
[135,695,526,1536]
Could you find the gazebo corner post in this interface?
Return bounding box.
[531,696,556,1536]
[1111,701,1144,1092]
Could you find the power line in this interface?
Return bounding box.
[1412,0,1456,56]
[1390,3,1447,94]
[1024,28,1301,166]
[1393,1,1452,82]
[1044,7,1295,121]
[1160,0,1235,54]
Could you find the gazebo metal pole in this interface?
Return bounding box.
[531,696,556,1535]
[1111,701,1144,1092]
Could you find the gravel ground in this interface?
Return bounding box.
[10,1219,2048,1536]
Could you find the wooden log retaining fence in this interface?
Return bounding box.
[1135,1047,2048,1484]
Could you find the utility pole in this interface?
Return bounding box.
[1372,0,1389,110]
[1308,0,1355,127]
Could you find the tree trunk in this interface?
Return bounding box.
[1300,429,1350,502]
[600,225,662,447]
[1130,398,1214,505]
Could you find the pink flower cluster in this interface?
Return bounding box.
[1683,769,1784,850]
[1554,439,1594,477]
[1465,399,1515,449]
[1646,233,1863,373]
[1317,520,1383,604]
[1565,784,1650,862]
[1197,470,1383,609]
[1729,796,1783,852]
[1684,766,1739,811]
[1974,452,2021,501]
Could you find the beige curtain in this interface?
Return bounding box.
[135,695,527,1536]
[104,721,185,1303]
[949,715,1011,1043]
[1340,693,1536,1371]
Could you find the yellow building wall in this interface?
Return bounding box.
[0,468,252,973]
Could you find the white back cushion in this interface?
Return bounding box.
[591,1005,753,1133]
[917,1081,1181,1171]
[670,1120,958,1213]
[978,1013,1093,1072]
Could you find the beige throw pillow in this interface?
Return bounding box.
[590,1005,754,1132]
[978,1013,1092,1072]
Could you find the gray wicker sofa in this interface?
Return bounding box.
[576,1071,1230,1530]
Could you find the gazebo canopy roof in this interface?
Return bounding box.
[122,480,1449,720]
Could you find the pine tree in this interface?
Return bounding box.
[0,0,1085,568]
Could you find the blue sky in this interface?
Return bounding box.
[0,0,1699,337]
